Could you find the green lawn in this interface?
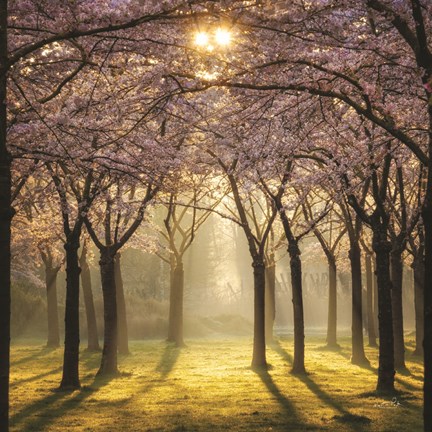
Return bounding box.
[10,337,423,431]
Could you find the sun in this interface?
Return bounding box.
[194,28,232,49]
[195,32,209,47]
[215,28,231,46]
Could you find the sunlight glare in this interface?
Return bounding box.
[215,28,231,46]
[195,32,209,47]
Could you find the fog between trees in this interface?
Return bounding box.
[12,210,417,342]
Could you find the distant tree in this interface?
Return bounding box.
[264,225,285,344]
[360,236,378,348]
[157,176,215,347]
[15,185,65,348]
[39,246,62,348]
[214,159,276,369]
[302,194,346,349]
[387,162,422,369]
[338,196,369,366]
[408,223,425,357]
[79,237,100,352]
[260,159,325,375]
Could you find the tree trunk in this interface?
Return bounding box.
[423,171,432,431]
[167,261,185,347]
[349,241,368,364]
[0,2,10,428]
[373,258,379,338]
[251,260,267,369]
[79,246,100,351]
[390,249,405,369]
[45,262,60,348]
[114,253,129,355]
[167,254,176,342]
[60,238,81,389]
[98,248,119,376]
[413,252,424,356]
[326,257,338,348]
[265,261,276,345]
[289,241,305,374]
[365,254,377,347]
[373,232,395,393]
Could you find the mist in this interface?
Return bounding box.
[11,212,416,344]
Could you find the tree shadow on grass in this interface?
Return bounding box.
[395,375,422,392]
[270,341,293,365]
[396,363,424,378]
[405,372,423,382]
[10,366,62,388]
[10,375,114,432]
[297,374,372,432]
[271,341,372,432]
[313,344,343,352]
[334,349,352,361]
[333,350,376,372]
[80,349,102,370]
[11,346,58,366]
[155,344,181,379]
[140,344,181,394]
[255,369,315,430]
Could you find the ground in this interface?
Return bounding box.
[10,336,423,432]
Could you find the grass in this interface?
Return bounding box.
[10,337,423,431]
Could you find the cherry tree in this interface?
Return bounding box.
[301,193,346,349]
[155,173,218,347]
[79,235,100,352]
[192,2,430,423]
[2,1,224,427]
[26,193,64,348]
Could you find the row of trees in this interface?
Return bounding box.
[1,1,431,431]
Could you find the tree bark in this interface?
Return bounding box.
[423,172,432,431]
[276,200,305,374]
[373,233,395,392]
[167,253,176,342]
[60,237,81,389]
[421,38,432,424]
[265,260,276,345]
[349,241,368,364]
[326,257,338,348]
[0,1,10,428]
[373,258,379,338]
[252,260,267,369]
[114,253,129,355]
[413,251,424,356]
[167,261,185,347]
[289,241,306,374]
[227,173,276,370]
[44,261,60,348]
[98,248,119,376]
[390,249,405,369]
[79,245,100,351]
[365,254,377,347]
